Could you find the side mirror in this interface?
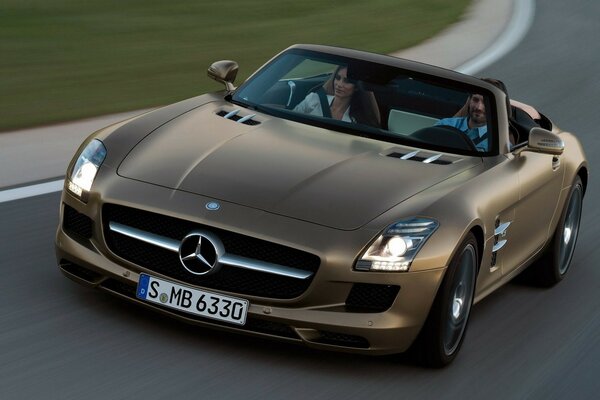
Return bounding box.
[208,60,239,92]
[515,127,564,156]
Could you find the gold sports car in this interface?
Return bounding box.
[56,44,588,367]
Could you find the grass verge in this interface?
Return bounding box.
[1,0,470,132]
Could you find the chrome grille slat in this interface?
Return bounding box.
[110,222,179,252]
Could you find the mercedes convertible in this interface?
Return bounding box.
[56,44,588,367]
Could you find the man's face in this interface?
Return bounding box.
[468,94,486,126]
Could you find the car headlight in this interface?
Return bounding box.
[67,139,107,200]
[355,218,439,272]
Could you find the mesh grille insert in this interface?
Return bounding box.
[345,283,400,312]
[63,204,93,242]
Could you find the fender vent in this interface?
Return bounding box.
[216,109,260,125]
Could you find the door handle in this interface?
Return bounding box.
[552,156,560,170]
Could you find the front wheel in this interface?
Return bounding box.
[411,233,478,367]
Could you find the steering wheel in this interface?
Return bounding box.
[410,125,478,152]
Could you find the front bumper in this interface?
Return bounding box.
[55,175,446,355]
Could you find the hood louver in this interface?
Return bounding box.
[217,109,261,126]
[387,150,459,165]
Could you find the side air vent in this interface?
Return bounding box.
[387,150,453,165]
[63,204,93,242]
[216,110,260,125]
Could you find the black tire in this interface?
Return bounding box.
[529,175,583,287]
[411,232,478,368]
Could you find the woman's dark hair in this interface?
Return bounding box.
[324,65,381,128]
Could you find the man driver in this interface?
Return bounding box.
[435,93,489,152]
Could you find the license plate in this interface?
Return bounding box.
[136,274,249,326]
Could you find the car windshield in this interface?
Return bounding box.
[232,48,497,156]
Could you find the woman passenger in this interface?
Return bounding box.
[294,65,380,128]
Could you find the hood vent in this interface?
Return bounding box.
[387,150,455,165]
[217,109,261,125]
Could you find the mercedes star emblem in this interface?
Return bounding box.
[178,231,225,275]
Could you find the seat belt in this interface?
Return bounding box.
[316,88,332,118]
[472,131,489,146]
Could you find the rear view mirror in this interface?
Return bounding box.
[208,60,239,92]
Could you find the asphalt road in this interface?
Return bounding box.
[1,1,599,399]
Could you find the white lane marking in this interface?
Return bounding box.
[456,0,536,75]
[0,179,64,203]
[1,0,536,203]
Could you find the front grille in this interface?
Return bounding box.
[100,278,298,339]
[63,204,93,242]
[345,283,400,312]
[102,204,320,299]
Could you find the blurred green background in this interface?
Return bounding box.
[1,0,470,132]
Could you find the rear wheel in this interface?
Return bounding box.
[530,176,583,286]
[412,233,478,367]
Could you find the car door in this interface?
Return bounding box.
[502,150,564,275]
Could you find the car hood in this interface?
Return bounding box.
[118,103,482,230]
